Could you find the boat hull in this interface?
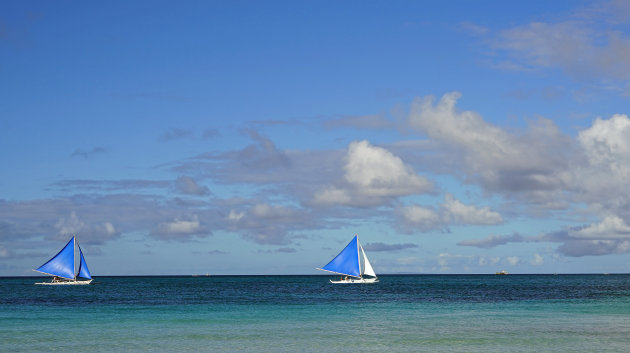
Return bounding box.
[330,277,378,284]
[35,279,93,285]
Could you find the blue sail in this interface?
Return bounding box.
[320,235,361,278]
[35,237,75,280]
[77,245,92,279]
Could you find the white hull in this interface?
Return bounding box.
[330,277,378,284]
[35,279,93,285]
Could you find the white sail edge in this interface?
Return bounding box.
[360,245,377,278]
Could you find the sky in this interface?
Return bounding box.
[3,0,630,276]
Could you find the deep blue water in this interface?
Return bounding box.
[2,275,630,352]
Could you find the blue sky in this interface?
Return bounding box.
[3,0,630,275]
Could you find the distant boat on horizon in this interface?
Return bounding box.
[316,234,378,284]
[33,236,93,285]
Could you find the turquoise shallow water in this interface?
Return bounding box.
[2,275,630,352]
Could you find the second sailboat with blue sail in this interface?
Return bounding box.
[317,234,378,284]
[33,236,93,285]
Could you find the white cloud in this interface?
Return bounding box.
[442,194,503,225]
[478,256,500,266]
[409,92,511,154]
[151,214,212,241]
[576,114,630,210]
[578,114,630,166]
[158,215,200,234]
[312,187,352,206]
[570,216,630,240]
[531,253,544,265]
[52,212,119,243]
[407,92,573,202]
[448,110,630,257]
[227,210,244,221]
[399,194,503,233]
[99,222,117,238]
[506,256,520,266]
[345,140,432,197]
[398,205,442,232]
[251,204,294,218]
[313,140,432,207]
[55,211,85,236]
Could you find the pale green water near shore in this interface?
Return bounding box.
[2,275,630,352]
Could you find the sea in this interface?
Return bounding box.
[2,274,630,352]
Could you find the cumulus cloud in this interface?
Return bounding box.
[160,217,200,234]
[397,205,442,232]
[313,140,432,207]
[531,253,544,265]
[407,92,574,204]
[153,214,210,240]
[53,211,120,244]
[547,217,630,257]
[575,114,630,210]
[442,194,503,225]
[345,140,431,197]
[312,187,352,206]
[571,216,630,239]
[478,256,500,266]
[227,210,244,221]
[55,211,85,236]
[398,194,503,233]
[423,103,630,257]
[8,86,630,263]
[541,113,630,256]
[506,256,520,266]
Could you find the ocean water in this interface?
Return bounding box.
[2,275,630,352]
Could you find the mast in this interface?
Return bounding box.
[73,236,77,281]
[356,234,362,279]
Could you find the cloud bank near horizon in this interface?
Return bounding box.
[3,90,630,260]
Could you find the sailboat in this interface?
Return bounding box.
[317,234,378,284]
[33,236,93,285]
